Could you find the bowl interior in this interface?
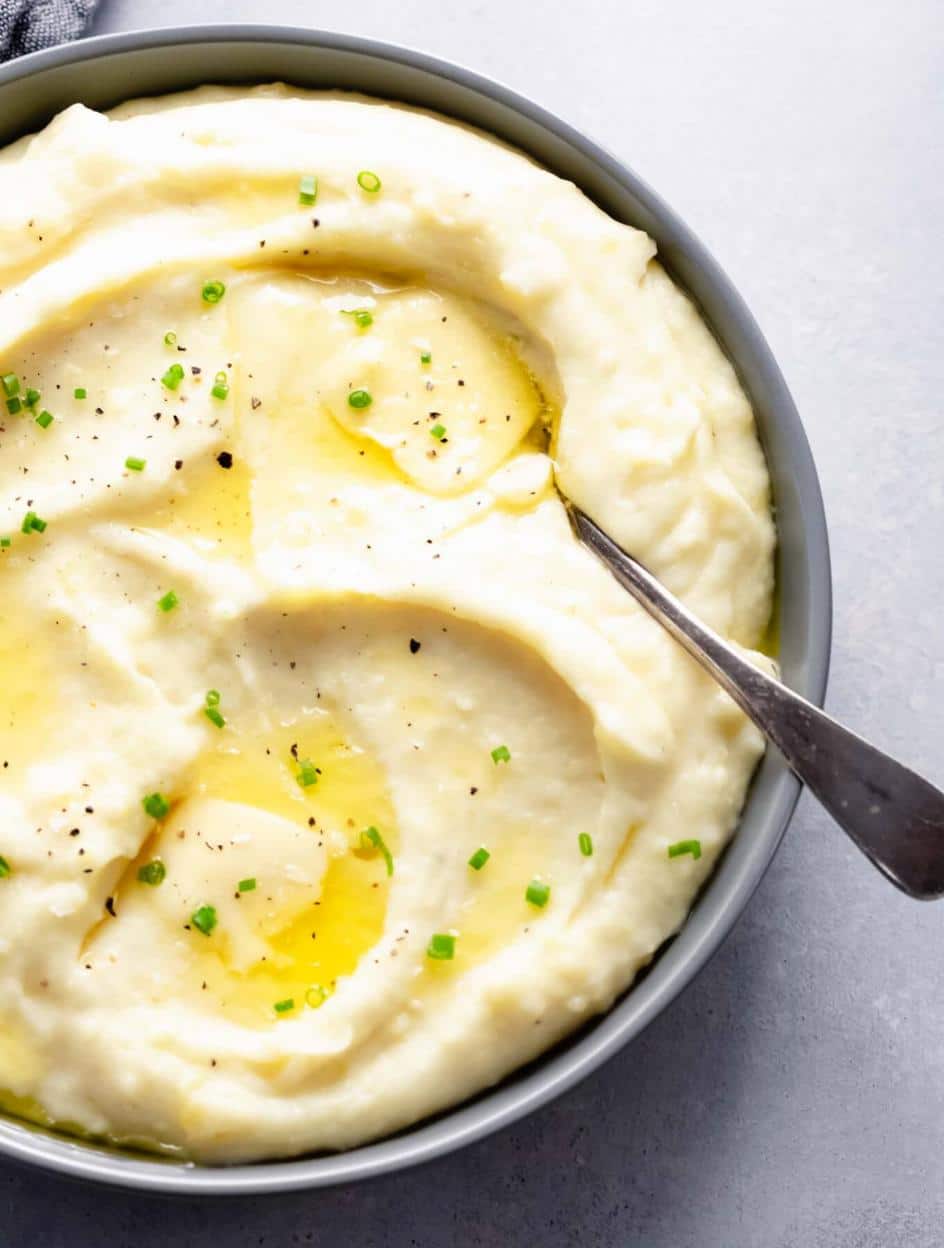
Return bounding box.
[0,26,831,1193]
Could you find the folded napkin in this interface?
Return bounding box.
[0,0,99,61]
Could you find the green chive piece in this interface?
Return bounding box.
[211,381,229,400]
[142,792,171,820]
[1,373,19,398]
[578,832,594,857]
[201,279,226,304]
[356,170,382,193]
[0,537,10,548]
[429,423,447,441]
[420,351,432,365]
[157,590,179,613]
[347,388,372,410]
[163,331,177,347]
[667,839,702,860]
[342,308,373,329]
[296,757,318,788]
[359,825,394,876]
[273,998,295,1014]
[491,744,511,764]
[0,855,11,878]
[427,932,456,961]
[161,363,185,391]
[468,846,490,871]
[6,396,22,415]
[305,984,327,1008]
[298,174,318,206]
[73,387,87,400]
[238,877,257,893]
[205,689,221,707]
[125,456,146,472]
[191,904,218,936]
[204,706,225,729]
[137,859,166,886]
[35,410,54,429]
[25,388,40,408]
[21,511,46,535]
[525,878,551,908]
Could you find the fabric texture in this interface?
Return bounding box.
[0,0,98,61]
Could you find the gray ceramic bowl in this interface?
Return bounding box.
[0,25,831,1194]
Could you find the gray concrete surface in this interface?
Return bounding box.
[3,0,943,1243]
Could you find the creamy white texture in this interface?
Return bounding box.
[0,87,774,1161]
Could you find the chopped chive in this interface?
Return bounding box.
[205,689,221,707]
[163,331,177,347]
[237,877,257,893]
[525,878,551,908]
[356,170,382,193]
[305,984,327,1008]
[201,279,226,304]
[667,839,702,860]
[142,792,170,820]
[429,423,447,441]
[348,388,372,410]
[0,856,10,878]
[191,904,218,936]
[204,706,225,729]
[6,396,22,415]
[578,832,594,857]
[21,511,46,535]
[35,410,54,429]
[296,757,318,788]
[137,859,166,886]
[125,456,146,472]
[273,997,295,1014]
[420,351,432,365]
[359,825,394,876]
[298,174,318,205]
[342,308,373,329]
[161,363,185,391]
[157,590,179,613]
[1,373,19,398]
[491,744,511,765]
[210,372,229,400]
[25,388,40,408]
[0,537,10,548]
[427,932,456,961]
[468,846,490,871]
[73,387,87,400]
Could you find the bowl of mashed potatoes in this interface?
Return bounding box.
[0,26,831,1191]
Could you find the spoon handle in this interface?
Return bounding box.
[571,507,944,900]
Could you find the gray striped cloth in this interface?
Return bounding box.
[0,0,99,61]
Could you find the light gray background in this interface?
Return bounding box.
[3,1,943,1244]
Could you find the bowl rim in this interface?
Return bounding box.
[0,23,832,1195]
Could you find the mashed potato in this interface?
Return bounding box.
[0,87,774,1161]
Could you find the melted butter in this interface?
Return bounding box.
[448,829,550,970]
[229,272,550,535]
[320,285,546,495]
[142,708,396,1027]
[139,452,253,560]
[0,584,64,775]
[758,566,781,658]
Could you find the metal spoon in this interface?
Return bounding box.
[569,505,944,900]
